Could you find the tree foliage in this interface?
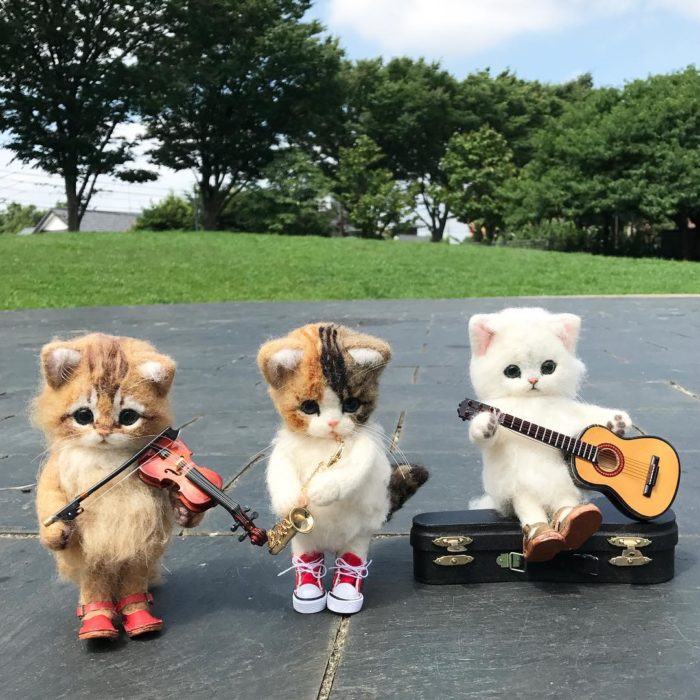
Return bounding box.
[0,0,160,230]
[443,127,515,237]
[139,0,344,231]
[133,194,193,231]
[0,202,44,234]
[221,149,335,236]
[336,136,415,239]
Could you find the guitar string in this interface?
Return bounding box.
[465,408,667,479]
[488,410,667,474]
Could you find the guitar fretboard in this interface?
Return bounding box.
[461,399,600,463]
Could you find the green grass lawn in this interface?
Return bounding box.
[1,231,699,310]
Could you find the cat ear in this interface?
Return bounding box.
[41,343,81,389]
[138,354,176,396]
[257,340,304,389]
[346,334,391,372]
[469,314,496,356]
[554,313,581,352]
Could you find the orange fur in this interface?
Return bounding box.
[33,333,185,622]
[257,322,391,432]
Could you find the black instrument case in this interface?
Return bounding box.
[411,500,677,584]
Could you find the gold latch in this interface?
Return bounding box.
[608,536,652,567]
[432,535,473,553]
[433,554,474,567]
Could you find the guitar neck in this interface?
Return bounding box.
[497,411,599,462]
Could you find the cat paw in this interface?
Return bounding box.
[172,499,204,528]
[41,521,74,550]
[606,411,632,437]
[469,410,500,444]
[307,475,341,507]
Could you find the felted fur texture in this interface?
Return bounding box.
[467,308,632,529]
[258,323,427,560]
[33,333,194,611]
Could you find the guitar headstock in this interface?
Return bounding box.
[457,397,491,422]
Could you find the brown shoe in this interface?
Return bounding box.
[522,522,566,563]
[552,503,603,551]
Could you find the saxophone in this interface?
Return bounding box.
[267,440,345,555]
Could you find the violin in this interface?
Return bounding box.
[138,432,268,545]
[43,426,268,547]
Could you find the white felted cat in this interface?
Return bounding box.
[258,323,428,614]
[467,308,632,561]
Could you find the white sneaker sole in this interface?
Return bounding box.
[293,592,327,614]
[326,592,364,615]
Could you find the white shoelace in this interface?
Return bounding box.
[332,557,372,580]
[277,555,327,578]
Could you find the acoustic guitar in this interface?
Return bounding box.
[458,398,680,521]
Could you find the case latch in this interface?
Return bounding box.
[608,536,652,567]
[496,551,526,573]
[433,554,474,567]
[432,535,473,553]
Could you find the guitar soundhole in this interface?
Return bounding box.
[594,443,624,477]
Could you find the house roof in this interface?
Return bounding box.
[33,208,138,233]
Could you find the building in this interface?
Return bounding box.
[21,208,138,234]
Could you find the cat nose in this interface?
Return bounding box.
[327,419,339,428]
[95,425,110,436]
[528,377,539,385]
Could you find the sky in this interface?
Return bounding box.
[2,0,699,215]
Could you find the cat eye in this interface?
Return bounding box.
[118,409,141,426]
[342,397,360,413]
[73,408,94,425]
[503,365,521,379]
[299,400,320,415]
[541,360,557,375]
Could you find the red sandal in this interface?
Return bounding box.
[116,592,163,638]
[76,601,118,640]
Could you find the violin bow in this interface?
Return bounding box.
[42,425,181,526]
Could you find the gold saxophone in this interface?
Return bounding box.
[267,440,345,555]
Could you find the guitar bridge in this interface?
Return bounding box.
[643,456,660,497]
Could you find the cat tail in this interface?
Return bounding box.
[386,463,429,521]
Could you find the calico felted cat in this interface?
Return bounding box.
[467,308,632,562]
[34,333,200,640]
[258,323,428,614]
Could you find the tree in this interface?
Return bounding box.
[140,0,345,231]
[0,1,161,230]
[336,135,414,239]
[0,202,44,234]
[347,58,465,241]
[133,194,194,231]
[443,127,515,240]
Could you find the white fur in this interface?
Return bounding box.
[267,422,391,560]
[46,347,81,385]
[139,360,167,383]
[348,348,383,366]
[271,348,304,371]
[467,308,632,528]
[306,388,356,439]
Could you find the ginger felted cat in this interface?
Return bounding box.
[467,308,632,562]
[258,323,428,614]
[34,333,199,640]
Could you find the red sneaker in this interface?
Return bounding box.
[280,551,327,614]
[327,552,371,615]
